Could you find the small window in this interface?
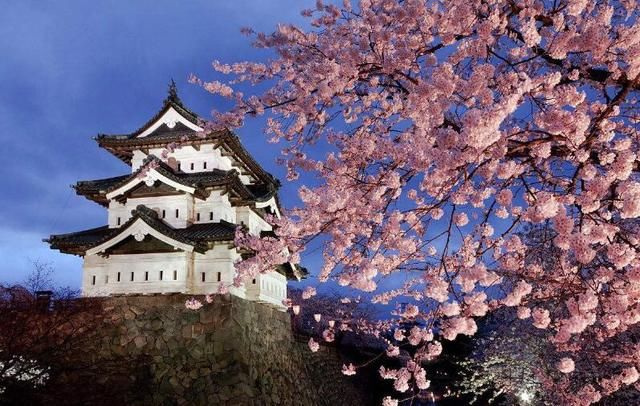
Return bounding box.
[145,271,149,281]
[197,213,200,221]
[175,209,179,218]
[130,272,135,281]
[217,272,221,282]
[201,272,206,282]
[117,217,121,226]
[159,270,164,280]
[252,278,256,285]
[209,212,213,221]
[117,272,121,282]
[173,270,177,280]
[190,163,194,170]
[92,275,96,285]
[177,163,181,171]
[162,210,166,219]
[105,275,109,284]
[203,162,207,170]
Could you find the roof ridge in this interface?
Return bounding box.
[44,225,110,241]
[96,81,200,139]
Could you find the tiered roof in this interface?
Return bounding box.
[73,155,277,208]
[46,205,236,255]
[95,81,278,187]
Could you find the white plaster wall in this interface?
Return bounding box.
[131,150,148,172]
[108,195,194,228]
[236,207,272,235]
[245,272,287,308]
[82,252,190,296]
[82,247,286,309]
[193,191,236,224]
[131,144,253,184]
[190,245,240,295]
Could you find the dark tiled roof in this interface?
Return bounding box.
[46,205,302,280]
[74,175,131,205]
[276,263,308,281]
[92,83,278,188]
[74,155,263,205]
[180,221,237,241]
[96,128,279,188]
[97,81,199,139]
[45,205,236,256]
[44,225,111,253]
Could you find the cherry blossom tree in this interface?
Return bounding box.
[191,0,640,403]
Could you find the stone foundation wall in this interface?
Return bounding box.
[56,294,370,405]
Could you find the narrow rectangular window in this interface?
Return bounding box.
[252,278,256,285]
[130,272,134,282]
[177,163,181,171]
[173,270,177,280]
[209,212,213,221]
[217,272,221,282]
[203,162,207,169]
[162,210,166,219]
[144,271,149,281]
[105,275,109,284]
[92,275,96,285]
[190,163,194,170]
[117,217,121,226]
[201,272,206,282]
[197,213,200,221]
[117,272,121,282]
[159,270,163,280]
[175,209,179,218]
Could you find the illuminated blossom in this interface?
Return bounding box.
[185,298,203,310]
[382,397,398,406]
[386,345,400,357]
[302,286,317,299]
[532,308,551,329]
[308,338,319,353]
[195,1,640,402]
[342,363,357,376]
[558,357,575,374]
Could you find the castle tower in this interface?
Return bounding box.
[46,82,303,308]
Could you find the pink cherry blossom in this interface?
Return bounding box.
[194,1,640,402]
[386,345,400,357]
[308,338,319,353]
[382,397,398,406]
[532,308,551,329]
[184,298,203,311]
[341,363,357,376]
[558,357,575,374]
[302,286,317,300]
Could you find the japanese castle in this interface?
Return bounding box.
[46,82,302,308]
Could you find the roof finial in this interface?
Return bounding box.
[167,79,181,104]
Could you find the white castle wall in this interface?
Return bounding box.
[131,144,252,184]
[83,251,191,296]
[193,191,236,224]
[83,244,286,308]
[108,195,194,228]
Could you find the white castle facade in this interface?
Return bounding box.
[47,83,302,308]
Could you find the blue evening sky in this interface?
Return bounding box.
[0,0,317,289]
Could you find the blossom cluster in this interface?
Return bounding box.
[194,0,640,403]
